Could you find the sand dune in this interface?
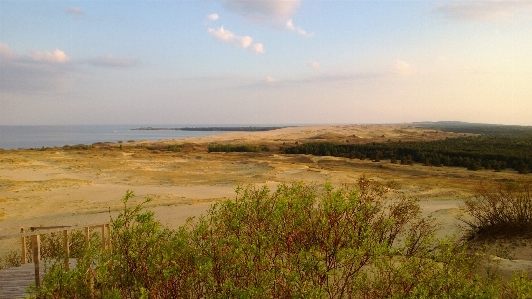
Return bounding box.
[0,124,530,278]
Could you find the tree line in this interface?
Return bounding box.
[282,135,532,174]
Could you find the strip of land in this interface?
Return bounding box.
[1,124,531,278]
[133,126,287,131]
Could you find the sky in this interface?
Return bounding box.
[1,0,531,126]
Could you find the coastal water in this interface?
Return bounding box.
[0,125,227,150]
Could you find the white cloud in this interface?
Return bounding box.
[208,26,234,42]
[251,43,265,54]
[224,0,301,22]
[308,61,320,70]
[286,19,314,37]
[435,0,532,22]
[207,13,219,21]
[240,35,253,48]
[0,42,15,58]
[0,44,74,93]
[264,76,277,84]
[30,49,70,64]
[65,7,84,17]
[391,60,416,76]
[0,42,141,94]
[0,43,71,64]
[218,1,313,36]
[208,26,265,54]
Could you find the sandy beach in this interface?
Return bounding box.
[1,124,531,278]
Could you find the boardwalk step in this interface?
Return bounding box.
[0,259,77,299]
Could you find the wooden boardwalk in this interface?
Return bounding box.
[0,259,77,299]
[0,262,42,299]
[0,223,108,298]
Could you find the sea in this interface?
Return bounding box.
[0,125,230,150]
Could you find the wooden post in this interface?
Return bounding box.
[20,227,26,264]
[106,224,111,251]
[84,226,90,245]
[31,234,41,287]
[101,224,106,250]
[63,230,69,270]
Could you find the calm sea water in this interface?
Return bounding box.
[0,125,228,150]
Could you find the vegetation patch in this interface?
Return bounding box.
[283,124,532,173]
[282,134,532,173]
[22,180,532,298]
[63,144,91,150]
[208,144,270,153]
[166,144,184,152]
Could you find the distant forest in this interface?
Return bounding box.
[282,122,532,174]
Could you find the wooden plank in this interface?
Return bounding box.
[0,259,76,299]
[0,223,108,240]
[30,225,70,231]
[106,224,112,251]
[84,227,90,245]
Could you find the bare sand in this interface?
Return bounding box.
[1,124,530,277]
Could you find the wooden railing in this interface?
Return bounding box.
[0,223,110,287]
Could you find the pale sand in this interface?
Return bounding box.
[1,124,530,278]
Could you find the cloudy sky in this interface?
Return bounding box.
[1,0,531,126]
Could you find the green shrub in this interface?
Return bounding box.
[29,180,532,298]
[190,179,486,298]
[29,191,199,298]
[502,272,532,298]
[40,230,102,260]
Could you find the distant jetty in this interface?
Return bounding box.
[132,126,289,132]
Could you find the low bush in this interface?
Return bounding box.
[462,180,532,239]
[28,180,532,298]
[0,250,22,270]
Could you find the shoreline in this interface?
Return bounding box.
[132,126,289,132]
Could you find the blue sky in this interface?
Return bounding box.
[1,0,531,125]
